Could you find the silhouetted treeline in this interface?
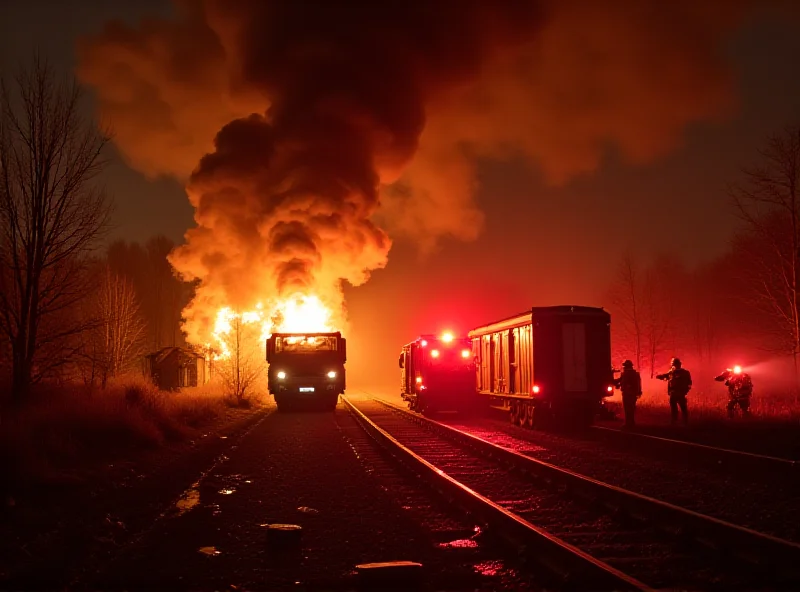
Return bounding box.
[0,235,191,393]
[607,126,800,390]
[608,251,747,379]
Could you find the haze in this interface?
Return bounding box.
[3,0,800,391]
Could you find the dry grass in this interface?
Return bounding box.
[606,379,800,425]
[0,375,253,492]
[638,393,800,423]
[603,386,800,459]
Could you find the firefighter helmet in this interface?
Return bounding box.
[671,357,682,368]
[622,360,634,368]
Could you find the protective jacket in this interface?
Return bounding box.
[715,371,753,400]
[656,367,692,396]
[616,368,642,399]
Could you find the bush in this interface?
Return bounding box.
[0,375,236,492]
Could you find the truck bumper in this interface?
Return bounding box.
[272,381,343,397]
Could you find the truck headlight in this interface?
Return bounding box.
[327,371,337,379]
[277,371,286,379]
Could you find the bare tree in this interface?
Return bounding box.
[610,253,643,370]
[106,236,191,353]
[687,262,721,367]
[0,56,112,401]
[731,126,800,379]
[641,259,676,378]
[80,267,146,387]
[217,315,264,405]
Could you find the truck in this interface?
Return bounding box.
[468,306,613,428]
[266,332,346,412]
[399,332,475,414]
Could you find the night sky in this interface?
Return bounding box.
[3,0,800,389]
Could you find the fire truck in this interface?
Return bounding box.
[399,332,476,414]
[266,332,346,412]
[469,306,613,428]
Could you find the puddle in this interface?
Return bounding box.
[219,488,236,495]
[175,486,201,516]
[438,538,479,549]
[297,506,319,514]
[473,559,505,576]
[438,526,482,550]
[198,546,221,556]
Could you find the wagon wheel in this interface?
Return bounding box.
[517,403,528,428]
[510,401,521,426]
[523,404,536,429]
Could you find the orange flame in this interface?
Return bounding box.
[208,293,335,360]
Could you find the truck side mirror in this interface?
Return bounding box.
[398,354,404,369]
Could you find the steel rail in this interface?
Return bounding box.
[342,395,651,591]
[369,395,800,575]
[589,424,797,472]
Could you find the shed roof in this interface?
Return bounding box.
[146,347,204,365]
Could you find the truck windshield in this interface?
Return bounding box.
[275,335,338,353]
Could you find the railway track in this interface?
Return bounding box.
[479,401,798,476]
[343,395,800,591]
[439,412,800,542]
[587,424,798,475]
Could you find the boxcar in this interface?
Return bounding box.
[469,306,613,428]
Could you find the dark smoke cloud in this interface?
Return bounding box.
[76,0,787,341]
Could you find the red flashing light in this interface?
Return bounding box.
[461,349,470,358]
[415,376,422,384]
[431,349,440,358]
[607,385,614,393]
[532,385,540,394]
[441,332,454,343]
[421,340,428,347]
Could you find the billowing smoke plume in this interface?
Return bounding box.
[77,0,780,342]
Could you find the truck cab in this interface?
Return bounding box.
[266,332,346,411]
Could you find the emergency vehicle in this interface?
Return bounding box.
[266,332,346,412]
[399,332,475,414]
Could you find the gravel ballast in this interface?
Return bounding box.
[84,401,543,591]
[443,416,800,543]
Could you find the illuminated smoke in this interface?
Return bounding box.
[76,0,788,342]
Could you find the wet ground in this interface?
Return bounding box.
[71,399,541,591]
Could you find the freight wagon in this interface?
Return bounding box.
[399,332,475,414]
[468,306,614,428]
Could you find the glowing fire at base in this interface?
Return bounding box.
[208,294,335,360]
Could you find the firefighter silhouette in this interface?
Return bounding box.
[613,360,642,428]
[656,357,692,425]
[715,366,753,418]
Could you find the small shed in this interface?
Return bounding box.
[144,347,208,391]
